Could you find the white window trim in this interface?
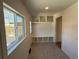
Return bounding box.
[8,37,26,55]
[3,2,27,55]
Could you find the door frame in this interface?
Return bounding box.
[56,16,62,48]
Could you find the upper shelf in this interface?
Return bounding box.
[32,22,54,24]
[32,16,54,23]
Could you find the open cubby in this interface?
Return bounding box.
[32,16,53,23]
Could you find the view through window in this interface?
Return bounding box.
[4,7,16,46]
[3,6,26,54]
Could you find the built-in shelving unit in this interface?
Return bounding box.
[32,22,54,24]
[32,16,54,43]
[32,16,53,23]
[32,37,54,43]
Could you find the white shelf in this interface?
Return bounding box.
[32,22,53,24]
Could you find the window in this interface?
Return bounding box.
[4,7,16,47]
[3,3,26,55]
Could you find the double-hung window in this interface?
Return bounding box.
[3,3,26,55]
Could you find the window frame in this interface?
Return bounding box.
[3,2,26,55]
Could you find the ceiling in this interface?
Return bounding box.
[23,0,77,16]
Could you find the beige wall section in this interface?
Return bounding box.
[50,3,78,58]
[3,0,32,59]
[61,2,78,59]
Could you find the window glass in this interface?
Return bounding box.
[4,8,16,46]
[16,15,25,39]
[3,6,26,54]
[16,15,23,38]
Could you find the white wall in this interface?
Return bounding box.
[61,2,78,59]
[3,0,32,59]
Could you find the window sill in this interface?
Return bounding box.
[8,36,26,55]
